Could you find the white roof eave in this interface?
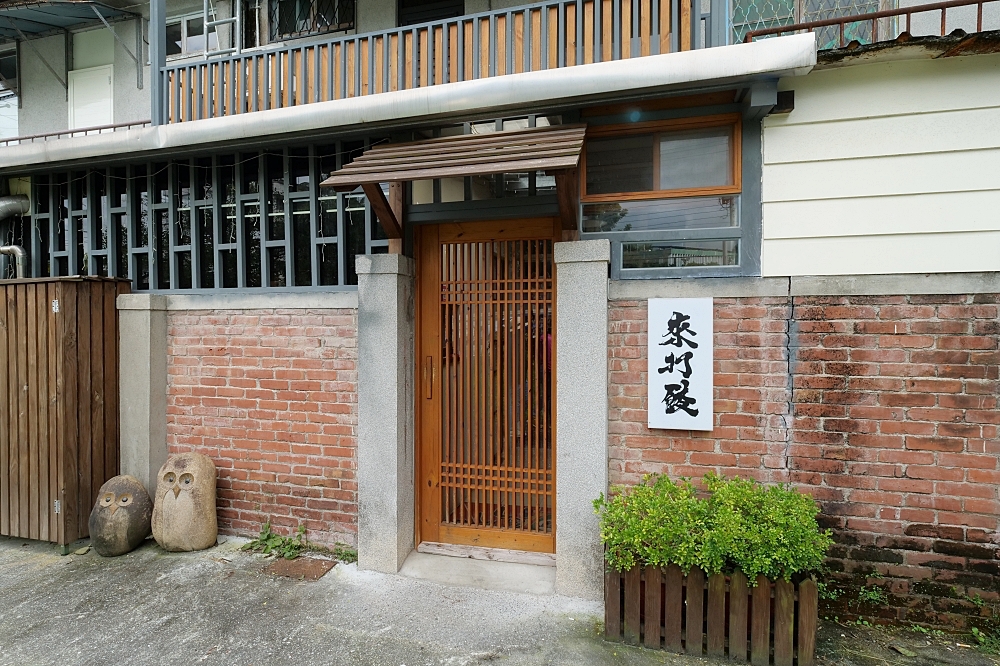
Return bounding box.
[0,32,816,170]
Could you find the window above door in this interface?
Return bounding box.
[583,115,741,200]
[580,114,755,278]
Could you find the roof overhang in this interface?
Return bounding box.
[816,29,1000,68]
[0,1,137,42]
[322,124,586,190]
[0,32,816,172]
[322,124,587,239]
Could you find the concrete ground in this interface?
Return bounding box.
[0,536,700,666]
[3,535,998,666]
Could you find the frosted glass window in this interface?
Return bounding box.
[585,123,735,196]
[659,128,732,190]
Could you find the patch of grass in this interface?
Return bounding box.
[971,627,1000,654]
[966,593,987,609]
[969,599,1000,655]
[242,522,307,560]
[817,579,843,601]
[241,521,359,564]
[908,623,945,638]
[858,584,888,606]
[302,541,358,564]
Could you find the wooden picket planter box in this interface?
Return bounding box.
[605,565,818,666]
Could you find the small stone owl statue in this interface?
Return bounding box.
[88,475,153,557]
[151,453,218,552]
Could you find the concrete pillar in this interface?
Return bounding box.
[356,254,415,573]
[117,293,168,494]
[554,239,610,601]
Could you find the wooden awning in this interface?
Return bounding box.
[319,124,585,246]
[320,124,586,191]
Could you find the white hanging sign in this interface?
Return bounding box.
[647,297,714,431]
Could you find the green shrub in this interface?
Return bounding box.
[593,475,707,573]
[594,473,832,582]
[700,474,833,582]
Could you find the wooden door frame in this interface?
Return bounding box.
[413,218,561,551]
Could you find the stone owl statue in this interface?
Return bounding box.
[88,475,153,557]
[151,453,218,552]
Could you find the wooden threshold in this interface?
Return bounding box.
[418,541,557,567]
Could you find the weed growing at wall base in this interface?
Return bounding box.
[243,523,308,559]
[241,521,359,563]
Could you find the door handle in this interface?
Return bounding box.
[424,356,433,400]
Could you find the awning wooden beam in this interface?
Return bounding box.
[555,168,579,232]
[361,183,402,240]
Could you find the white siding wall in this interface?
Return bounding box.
[761,53,1000,276]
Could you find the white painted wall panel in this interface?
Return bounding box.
[763,190,1000,239]
[763,148,1000,202]
[764,107,1000,164]
[762,53,1000,277]
[762,231,1000,276]
[771,56,1000,124]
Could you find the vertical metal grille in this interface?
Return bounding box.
[438,238,554,538]
[20,142,389,291]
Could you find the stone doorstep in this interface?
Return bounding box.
[398,550,557,596]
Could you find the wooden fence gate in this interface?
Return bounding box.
[0,277,129,549]
[416,219,559,553]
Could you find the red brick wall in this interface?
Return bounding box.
[609,294,1000,627]
[167,308,358,547]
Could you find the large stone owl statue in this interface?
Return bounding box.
[151,453,218,552]
[88,475,153,557]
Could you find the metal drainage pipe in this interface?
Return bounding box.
[0,194,30,278]
[0,244,26,278]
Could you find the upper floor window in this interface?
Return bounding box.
[166,14,220,56]
[268,0,355,41]
[0,50,17,140]
[731,0,883,45]
[581,115,749,277]
[398,0,464,26]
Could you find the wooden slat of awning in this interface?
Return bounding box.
[320,124,586,190]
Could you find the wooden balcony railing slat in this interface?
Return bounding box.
[162,0,718,123]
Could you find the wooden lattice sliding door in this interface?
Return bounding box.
[416,219,558,553]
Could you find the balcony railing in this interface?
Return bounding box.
[0,120,152,148]
[744,0,999,48]
[160,0,729,123]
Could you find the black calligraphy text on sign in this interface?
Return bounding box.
[658,312,699,417]
[647,298,714,431]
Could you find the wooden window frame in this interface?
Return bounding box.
[580,113,742,203]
